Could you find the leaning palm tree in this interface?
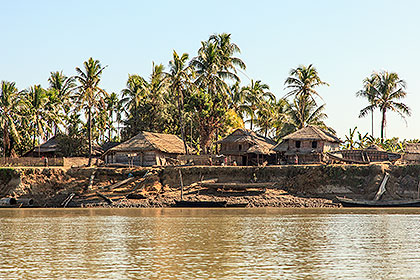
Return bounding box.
[0,81,21,157]
[359,71,411,141]
[284,64,329,102]
[74,58,108,166]
[166,50,191,154]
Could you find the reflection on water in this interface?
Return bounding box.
[1,208,420,279]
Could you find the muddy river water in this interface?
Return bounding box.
[1,208,420,279]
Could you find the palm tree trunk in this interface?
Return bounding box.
[371,109,374,137]
[381,108,386,141]
[177,91,188,155]
[88,108,92,166]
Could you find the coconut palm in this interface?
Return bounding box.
[277,95,330,138]
[166,50,191,154]
[105,92,119,141]
[358,71,411,140]
[240,80,275,130]
[284,64,329,102]
[0,81,21,157]
[74,57,108,166]
[356,75,378,137]
[24,85,54,151]
[209,33,246,78]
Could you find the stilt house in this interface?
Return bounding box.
[103,131,186,166]
[217,128,276,165]
[275,126,340,164]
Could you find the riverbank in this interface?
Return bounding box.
[1,164,420,208]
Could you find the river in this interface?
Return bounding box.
[1,208,420,279]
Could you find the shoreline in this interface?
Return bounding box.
[2,164,420,209]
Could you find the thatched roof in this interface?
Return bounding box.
[282,126,341,143]
[405,143,420,153]
[106,131,186,155]
[247,143,276,155]
[273,141,288,152]
[217,128,276,145]
[217,128,276,154]
[23,137,59,156]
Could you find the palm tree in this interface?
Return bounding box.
[284,64,329,102]
[105,92,119,141]
[74,57,108,166]
[240,80,275,130]
[0,81,21,157]
[24,85,54,151]
[167,50,191,154]
[209,33,246,77]
[356,75,378,137]
[277,95,330,138]
[48,71,76,135]
[358,71,411,140]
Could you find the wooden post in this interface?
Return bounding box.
[179,169,184,200]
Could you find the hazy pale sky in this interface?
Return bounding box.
[1,0,419,140]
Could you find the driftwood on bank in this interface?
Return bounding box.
[95,191,114,205]
[61,193,75,208]
[104,177,138,190]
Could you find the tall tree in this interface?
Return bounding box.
[284,64,329,102]
[358,71,411,140]
[74,57,108,166]
[167,50,191,154]
[240,80,275,130]
[0,81,21,157]
[105,92,119,141]
[24,85,54,151]
[356,76,377,137]
[190,35,245,153]
[47,71,76,135]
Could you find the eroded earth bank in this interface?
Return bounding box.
[1,164,420,208]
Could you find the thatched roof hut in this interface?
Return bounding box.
[103,131,187,166]
[23,137,59,157]
[218,128,275,146]
[107,131,186,154]
[274,126,340,164]
[217,128,276,165]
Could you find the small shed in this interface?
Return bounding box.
[402,143,420,164]
[23,137,59,157]
[274,126,341,164]
[217,128,276,165]
[103,131,187,166]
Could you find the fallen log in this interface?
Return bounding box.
[104,177,138,190]
[95,191,114,205]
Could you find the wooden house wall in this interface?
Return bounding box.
[220,142,251,154]
[106,150,180,166]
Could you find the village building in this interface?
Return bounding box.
[23,137,59,157]
[103,131,187,166]
[402,143,420,164]
[274,125,341,164]
[217,128,276,165]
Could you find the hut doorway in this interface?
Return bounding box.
[241,155,247,166]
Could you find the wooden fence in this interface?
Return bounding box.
[0,157,64,167]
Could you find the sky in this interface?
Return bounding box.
[1,0,419,140]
